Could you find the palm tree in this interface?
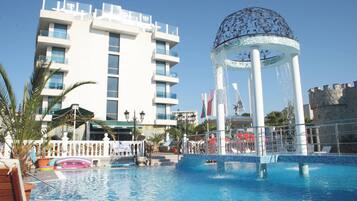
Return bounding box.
[0,62,95,174]
[147,133,163,152]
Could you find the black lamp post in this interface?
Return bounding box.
[124,110,145,141]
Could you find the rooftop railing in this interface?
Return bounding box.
[42,0,179,36]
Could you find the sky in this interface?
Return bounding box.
[0,0,357,118]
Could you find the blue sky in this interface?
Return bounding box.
[0,0,356,118]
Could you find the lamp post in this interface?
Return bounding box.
[124,110,145,141]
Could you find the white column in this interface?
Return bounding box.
[291,54,307,155]
[250,47,266,156]
[249,72,257,153]
[215,66,225,154]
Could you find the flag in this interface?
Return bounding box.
[200,94,206,118]
[207,90,214,116]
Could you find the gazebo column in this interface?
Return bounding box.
[250,47,266,156]
[291,54,307,155]
[249,71,257,152]
[291,54,309,177]
[215,65,226,155]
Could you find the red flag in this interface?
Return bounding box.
[207,90,214,116]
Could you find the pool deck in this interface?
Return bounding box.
[182,154,357,165]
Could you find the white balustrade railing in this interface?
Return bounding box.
[0,132,145,159]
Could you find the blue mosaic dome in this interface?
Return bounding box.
[213,7,294,48]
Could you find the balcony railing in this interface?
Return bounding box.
[39,30,69,40]
[156,92,177,99]
[155,49,179,57]
[156,114,176,120]
[37,107,61,115]
[155,21,178,36]
[38,55,68,64]
[46,82,64,90]
[156,71,178,78]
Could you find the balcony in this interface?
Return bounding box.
[154,92,178,105]
[35,107,61,122]
[153,49,180,65]
[152,72,179,85]
[153,22,179,47]
[37,55,69,71]
[37,30,71,48]
[155,114,177,126]
[46,82,64,90]
[41,83,64,96]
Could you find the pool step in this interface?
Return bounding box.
[149,153,181,166]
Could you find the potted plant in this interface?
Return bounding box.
[148,133,163,152]
[36,136,52,169]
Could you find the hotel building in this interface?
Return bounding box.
[35,0,180,139]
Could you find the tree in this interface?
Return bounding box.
[147,133,163,152]
[0,62,94,174]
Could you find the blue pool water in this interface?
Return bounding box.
[30,163,357,201]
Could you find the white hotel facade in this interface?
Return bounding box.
[36,0,180,139]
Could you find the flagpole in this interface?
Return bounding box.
[204,93,209,153]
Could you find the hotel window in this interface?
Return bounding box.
[107,77,118,98]
[156,41,166,54]
[156,82,166,98]
[53,23,68,39]
[108,54,119,75]
[109,33,120,52]
[156,104,166,119]
[156,61,166,75]
[47,72,64,89]
[51,47,66,63]
[106,100,118,120]
[47,96,62,114]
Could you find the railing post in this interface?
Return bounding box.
[103,133,110,157]
[316,127,321,152]
[4,134,13,158]
[183,134,187,154]
[62,132,69,157]
[335,124,340,155]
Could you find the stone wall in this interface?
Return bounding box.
[308,81,357,153]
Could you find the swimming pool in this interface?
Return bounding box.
[30,163,357,201]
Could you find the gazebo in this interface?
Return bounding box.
[211,7,308,176]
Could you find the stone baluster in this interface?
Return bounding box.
[103,133,110,157]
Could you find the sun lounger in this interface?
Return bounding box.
[0,159,35,201]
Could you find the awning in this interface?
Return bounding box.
[91,120,141,129]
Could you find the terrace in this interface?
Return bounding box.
[41,0,179,36]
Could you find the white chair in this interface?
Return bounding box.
[314,146,332,154]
